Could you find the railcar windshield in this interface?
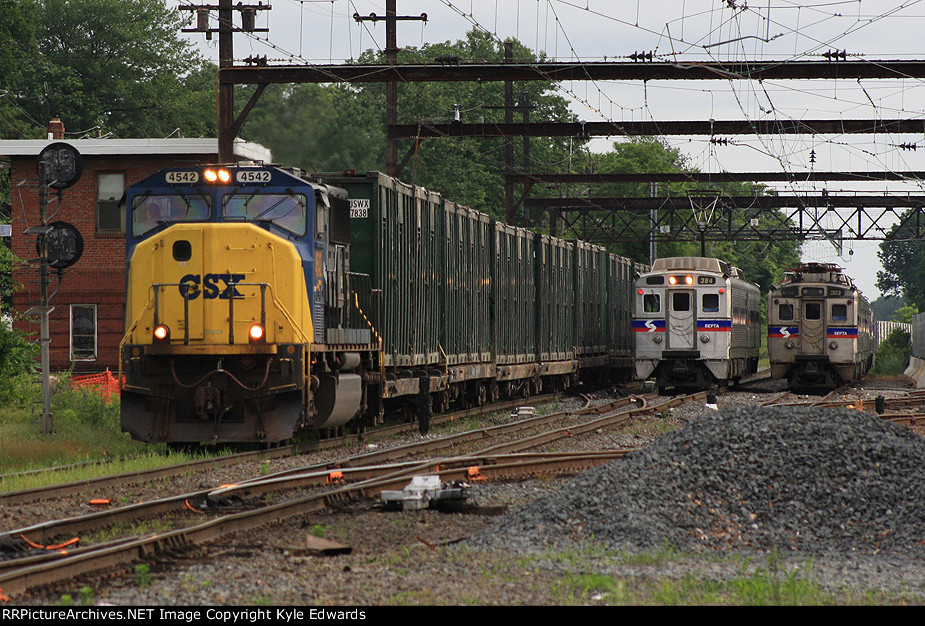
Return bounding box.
[132,193,211,236]
[222,193,308,236]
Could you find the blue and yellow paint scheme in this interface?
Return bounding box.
[120,165,378,444]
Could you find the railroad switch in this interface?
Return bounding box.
[380,475,467,511]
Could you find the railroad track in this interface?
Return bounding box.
[0,389,673,599]
[6,383,925,601]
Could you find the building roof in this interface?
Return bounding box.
[0,137,271,163]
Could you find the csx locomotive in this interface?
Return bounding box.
[767,262,873,389]
[120,165,639,445]
[633,257,761,391]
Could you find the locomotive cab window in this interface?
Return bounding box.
[133,194,210,236]
[832,303,848,322]
[223,193,308,236]
[643,294,660,313]
[778,303,794,321]
[805,302,822,320]
[672,292,690,312]
[702,293,720,313]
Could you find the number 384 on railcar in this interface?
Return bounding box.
[767,263,874,389]
[633,257,761,391]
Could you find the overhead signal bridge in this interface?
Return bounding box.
[532,194,925,244]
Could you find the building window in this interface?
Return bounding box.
[70,305,97,361]
[97,172,124,233]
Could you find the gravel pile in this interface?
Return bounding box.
[468,405,925,557]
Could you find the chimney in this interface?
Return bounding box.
[46,118,65,140]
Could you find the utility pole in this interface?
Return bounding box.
[180,1,270,163]
[649,182,658,265]
[354,2,428,177]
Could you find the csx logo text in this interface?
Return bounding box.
[179,273,245,300]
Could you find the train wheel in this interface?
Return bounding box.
[476,383,486,407]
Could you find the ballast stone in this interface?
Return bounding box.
[468,406,925,557]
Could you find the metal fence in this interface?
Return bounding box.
[876,320,913,351]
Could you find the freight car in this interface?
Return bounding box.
[119,165,638,445]
[633,257,761,391]
[768,262,874,389]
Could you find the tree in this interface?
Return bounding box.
[877,212,925,310]
[5,0,215,139]
[871,295,907,322]
[241,30,578,222]
[0,0,40,138]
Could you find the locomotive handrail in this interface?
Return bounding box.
[149,281,269,345]
[118,287,158,391]
[127,280,311,348]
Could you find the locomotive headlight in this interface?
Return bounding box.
[203,168,231,183]
[700,334,711,343]
[153,324,170,343]
[248,323,266,343]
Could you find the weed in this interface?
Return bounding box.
[619,539,678,566]
[135,563,152,589]
[79,586,95,605]
[309,524,327,538]
[730,551,822,605]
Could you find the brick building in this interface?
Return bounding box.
[0,121,270,372]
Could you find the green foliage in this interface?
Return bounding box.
[242,31,576,224]
[871,295,908,322]
[0,322,38,401]
[51,383,121,428]
[730,554,822,606]
[878,214,925,310]
[135,563,151,589]
[894,303,919,324]
[1,0,215,139]
[872,328,911,376]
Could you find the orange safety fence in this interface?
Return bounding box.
[69,368,124,403]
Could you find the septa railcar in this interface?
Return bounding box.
[119,165,640,445]
[767,262,874,388]
[633,257,761,391]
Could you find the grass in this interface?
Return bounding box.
[0,376,222,492]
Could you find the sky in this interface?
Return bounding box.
[172,0,925,301]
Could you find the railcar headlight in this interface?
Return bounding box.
[668,276,677,285]
[153,324,170,343]
[829,341,838,350]
[248,323,266,343]
[684,275,694,285]
[652,334,663,343]
[700,334,711,343]
[785,340,795,349]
